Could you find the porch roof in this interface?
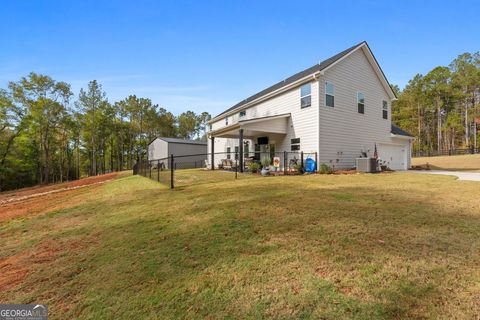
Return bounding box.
[208,113,291,139]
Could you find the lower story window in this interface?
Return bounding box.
[235,146,239,160]
[226,147,231,160]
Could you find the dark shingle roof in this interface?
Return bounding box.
[391,124,414,137]
[156,137,207,145]
[213,41,366,119]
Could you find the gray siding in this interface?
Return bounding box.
[148,138,207,169]
[168,142,207,169]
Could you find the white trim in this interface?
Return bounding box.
[357,91,365,114]
[325,81,335,107]
[391,133,415,140]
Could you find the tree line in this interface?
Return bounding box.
[392,52,480,154]
[0,73,211,191]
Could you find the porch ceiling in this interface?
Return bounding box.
[209,113,290,139]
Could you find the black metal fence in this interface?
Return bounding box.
[413,147,480,158]
[135,151,318,189]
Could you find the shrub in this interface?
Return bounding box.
[248,162,260,173]
[293,163,303,174]
[261,156,271,169]
[319,163,333,174]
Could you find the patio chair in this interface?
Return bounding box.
[223,159,233,170]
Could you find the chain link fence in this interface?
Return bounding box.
[412,147,479,158]
[135,151,318,189]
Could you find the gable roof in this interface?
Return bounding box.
[211,41,396,122]
[150,137,207,146]
[391,124,414,137]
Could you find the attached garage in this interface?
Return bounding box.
[378,143,408,170]
[378,125,415,171]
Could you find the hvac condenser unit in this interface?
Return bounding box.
[356,158,378,173]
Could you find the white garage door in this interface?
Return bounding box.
[378,144,407,170]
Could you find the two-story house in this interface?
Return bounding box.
[207,41,414,171]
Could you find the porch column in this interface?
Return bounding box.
[239,128,244,173]
[210,136,215,170]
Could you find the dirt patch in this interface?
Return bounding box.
[0,172,120,203]
[0,235,99,292]
[0,185,99,223]
[0,172,121,223]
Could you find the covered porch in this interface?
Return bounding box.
[208,113,291,172]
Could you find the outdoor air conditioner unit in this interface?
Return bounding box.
[356,158,378,173]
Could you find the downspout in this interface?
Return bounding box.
[316,72,323,171]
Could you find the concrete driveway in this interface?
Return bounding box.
[410,170,480,181]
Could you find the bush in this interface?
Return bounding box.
[293,163,303,174]
[261,157,271,168]
[248,162,260,173]
[319,163,333,174]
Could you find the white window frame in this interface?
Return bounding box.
[325,82,335,107]
[239,110,246,118]
[382,100,388,119]
[225,116,229,126]
[357,92,365,114]
[300,83,312,108]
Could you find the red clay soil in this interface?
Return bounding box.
[0,172,119,202]
[0,234,99,293]
[0,172,120,223]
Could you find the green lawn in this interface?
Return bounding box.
[1,171,480,319]
[412,154,480,171]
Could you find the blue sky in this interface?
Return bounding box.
[1,0,479,116]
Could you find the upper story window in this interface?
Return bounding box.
[291,138,300,151]
[382,100,388,119]
[208,124,212,131]
[225,116,229,126]
[357,92,365,114]
[239,110,246,118]
[325,82,335,107]
[300,84,311,108]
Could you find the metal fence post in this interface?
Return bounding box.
[157,160,160,181]
[235,158,238,179]
[170,154,174,189]
[149,161,152,179]
[301,151,304,170]
[284,151,287,175]
[315,152,318,172]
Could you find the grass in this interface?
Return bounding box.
[412,154,480,171]
[1,170,480,319]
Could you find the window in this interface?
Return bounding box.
[208,124,212,131]
[235,146,239,160]
[382,100,388,119]
[300,84,311,108]
[291,144,300,151]
[291,138,300,151]
[226,147,231,160]
[225,117,229,125]
[239,110,246,118]
[357,92,365,114]
[325,82,334,107]
[244,142,249,157]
